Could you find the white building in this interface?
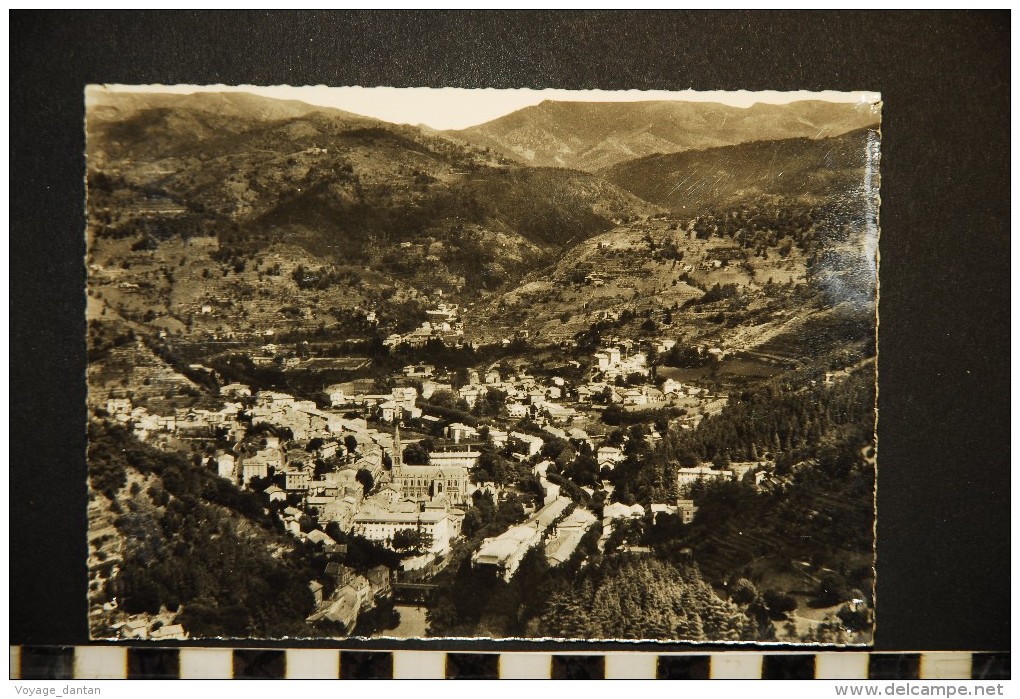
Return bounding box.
[545,508,598,567]
[403,364,435,378]
[324,385,349,407]
[447,422,478,443]
[352,502,459,556]
[242,447,282,483]
[425,447,480,468]
[487,428,508,448]
[471,522,542,582]
[604,502,645,521]
[507,403,529,419]
[509,431,544,457]
[677,465,734,493]
[458,385,483,408]
[106,397,132,416]
[661,378,685,396]
[597,445,624,464]
[216,453,236,479]
[283,469,311,491]
[264,484,287,503]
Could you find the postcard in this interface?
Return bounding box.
[85,85,880,644]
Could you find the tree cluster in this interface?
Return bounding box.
[89,422,319,637]
[291,264,361,291]
[535,556,757,641]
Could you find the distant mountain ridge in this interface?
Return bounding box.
[446,99,880,172]
[87,89,371,124]
[602,127,879,213]
[86,90,386,165]
[86,90,658,297]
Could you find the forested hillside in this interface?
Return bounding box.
[88,422,321,638]
[602,128,879,213]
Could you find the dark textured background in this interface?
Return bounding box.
[10,10,1009,651]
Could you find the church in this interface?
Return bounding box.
[390,425,470,505]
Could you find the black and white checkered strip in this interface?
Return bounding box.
[10,647,1009,680]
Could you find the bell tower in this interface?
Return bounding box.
[393,422,403,470]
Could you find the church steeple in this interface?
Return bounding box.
[393,422,402,469]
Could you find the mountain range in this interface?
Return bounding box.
[87,90,658,295]
[601,127,879,213]
[446,99,880,172]
[86,90,877,345]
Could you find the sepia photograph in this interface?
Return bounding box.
[84,85,881,644]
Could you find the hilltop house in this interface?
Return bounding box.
[324,385,349,407]
[622,386,666,407]
[661,378,685,396]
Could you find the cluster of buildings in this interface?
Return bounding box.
[471,496,589,582]
[102,385,478,566]
[383,302,465,348]
[306,562,391,634]
[98,321,755,634]
[325,383,423,423]
[269,422,477,564]
[444,345,724,434]
[544,507,599,567]
[105,396,247,442]
[352,494,461,557]
[593,346,649,380]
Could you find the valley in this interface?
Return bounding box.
[86,88,879,644]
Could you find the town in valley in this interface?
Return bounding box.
[86,87,880,643]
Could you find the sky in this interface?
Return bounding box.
[99,84,881,131]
